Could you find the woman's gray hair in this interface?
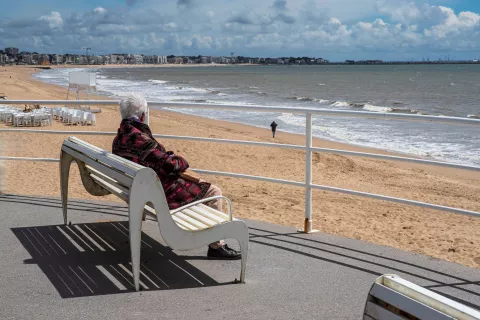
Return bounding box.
[119,94,148,119]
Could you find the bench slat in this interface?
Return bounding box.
[173,211,210,230]
[364,301,405,320]
[190,205,229,224]
[70,137,144,171]
[86,165,130,192]
[181,208,217,227]
[63,145,133,188]
[90,174,129,201]
[171,216,198,231]
[63,139,138,178]
[197,204,232,221]
[68,137,144,172]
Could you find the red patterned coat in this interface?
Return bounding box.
[112,119,210,209]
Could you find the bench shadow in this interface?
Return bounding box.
[12,221,221,298]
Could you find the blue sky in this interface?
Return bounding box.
[1,0,480,60]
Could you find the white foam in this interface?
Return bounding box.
[330,101,349,108]
[148,79,168,84]
[467,114,480,119]
[362,104,392,112]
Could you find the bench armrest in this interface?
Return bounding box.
[171,196,233,221]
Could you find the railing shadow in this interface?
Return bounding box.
[12,221,221,298]
[248,227,480,310]
[0,194,150,221]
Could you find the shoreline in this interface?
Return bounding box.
[1,65,480,269]
[27,64,474,168]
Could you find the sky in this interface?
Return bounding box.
[1,0,479,61]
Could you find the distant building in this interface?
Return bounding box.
[132,54,143,64]
[39,54,50,65]
[5,47,19,56]
[20,54,32,64]
[53,54,63,64]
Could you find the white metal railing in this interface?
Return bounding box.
[1,100,480,232]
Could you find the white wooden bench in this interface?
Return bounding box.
[60,136,249,291]
[364,274,480,320]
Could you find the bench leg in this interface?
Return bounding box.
[238,233,248,283]
[129,196,145,292]
[60,151,74,225]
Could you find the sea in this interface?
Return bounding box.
[34,65,480,167]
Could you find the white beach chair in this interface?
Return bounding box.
[86,113,96,126]
[81,112,89,125]
[33,114,42,127]
[70,111,82,125]
[23,114,32,126]
[40,114,50,126]
[15,115,24,127]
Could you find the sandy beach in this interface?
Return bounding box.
[1,65,480,268]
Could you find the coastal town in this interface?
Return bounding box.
[0,47,330,66]
[3,46,479,66]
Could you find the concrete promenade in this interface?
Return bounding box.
[1,194,479,320]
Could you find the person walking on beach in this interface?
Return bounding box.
[112,94,241,260]
[270,121,278,138]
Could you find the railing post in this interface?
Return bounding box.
[299,113,317,233]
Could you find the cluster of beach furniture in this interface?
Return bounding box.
[0,105,53,127]
[0,105,96,127]
[53,107,96,126]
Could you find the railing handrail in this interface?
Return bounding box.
[2,100,480,125]
[1,129,479,172]
[1,99,479,231]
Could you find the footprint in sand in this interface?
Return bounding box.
[474,257,480,266]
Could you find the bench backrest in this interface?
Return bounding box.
[364,274,480,320]
[61,136,145,192]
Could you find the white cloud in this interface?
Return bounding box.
[38,11,63,29]
[94,7,107,14]
[0,1,478,60]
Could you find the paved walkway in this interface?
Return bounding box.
[1,194,479,320]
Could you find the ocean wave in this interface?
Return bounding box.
[391,108,420,114]
[217,93,229,96]
[318,83,326,86]
[148,79,168,84]
[330,101,350,108]
[172,99,209,103]
[467,114,480,119]
[287,96,320,102]
[362,104,392,112]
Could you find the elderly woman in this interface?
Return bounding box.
[112,94,240,260]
